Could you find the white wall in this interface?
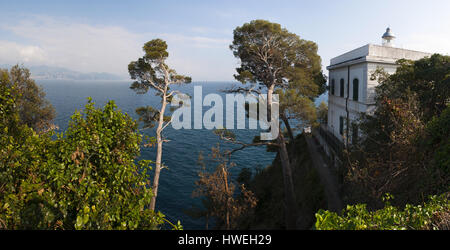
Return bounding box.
[366,62,398,104]
[327,45,431,143]
[330,44,369,65]
[327,63,367,141]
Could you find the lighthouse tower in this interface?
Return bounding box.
[322,27,431,152]
[382,27,396,47]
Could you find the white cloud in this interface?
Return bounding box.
[0,16,235,80]
[1,16,142,76]
[0,41,47,64]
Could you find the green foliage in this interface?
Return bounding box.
[129,38,191,98]
[229,21,326,229]
[135,106,170,129]
[315,193,449,230]
[276,88,318,127]
[56,99,160,229]
[143,39,169,59]
[230,19,326,129]
[424,105,450,174]
[230,19,325,93]
[374,54,450,122]
[344,54,450,207]
[0,65,55,132]
[0,85,175,229]
[316,101,328,125]
[0,80,20,134]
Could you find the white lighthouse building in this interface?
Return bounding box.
[325,27,431,146]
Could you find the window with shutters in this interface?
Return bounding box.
[330,79,335,95]
[353,78,359,101]
[339,116,344,135]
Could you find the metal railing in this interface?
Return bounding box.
[316,124,345,160]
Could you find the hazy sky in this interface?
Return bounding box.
[1,0,449,80]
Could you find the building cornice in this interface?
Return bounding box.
[327,43,432,70]
[327,56,397,70]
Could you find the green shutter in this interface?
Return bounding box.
[331,79,335,95]
[353,79,359,101]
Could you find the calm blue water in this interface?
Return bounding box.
[38,80,271,229]
[39,80,328,229]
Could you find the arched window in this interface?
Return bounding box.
[339,116,344,135]
[330,79,335,95]
[353,78,359,101]
[340,78,345,97]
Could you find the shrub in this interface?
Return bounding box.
[0,86,177,229]
[315,193,449,230]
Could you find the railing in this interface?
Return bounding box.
[317,124,345,160]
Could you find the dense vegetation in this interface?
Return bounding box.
[238,134,326,229]
[342,54,449,207]
[228,19,326,229]
[316,193,449,230]
[317,54,450,229]
[0,65,55,132]
[0,80,177,229]
[1,24,448,231]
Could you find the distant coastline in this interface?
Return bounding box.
[1,64,126,81]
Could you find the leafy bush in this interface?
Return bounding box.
[424,105,450,174]
[1,65,55,132]
[315,193,449,230]
[0,83,178,229]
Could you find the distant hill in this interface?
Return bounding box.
[0,64,125,81]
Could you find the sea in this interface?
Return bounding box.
[38,80,328,229]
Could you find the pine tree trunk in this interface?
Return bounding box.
[277,132,298,229]
[267,84,275,118]
[267,83,297,229]
[149,88,168,211]
[281,114,295,142]
[223,166,231,230]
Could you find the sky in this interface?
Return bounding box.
[0,0,449,81]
